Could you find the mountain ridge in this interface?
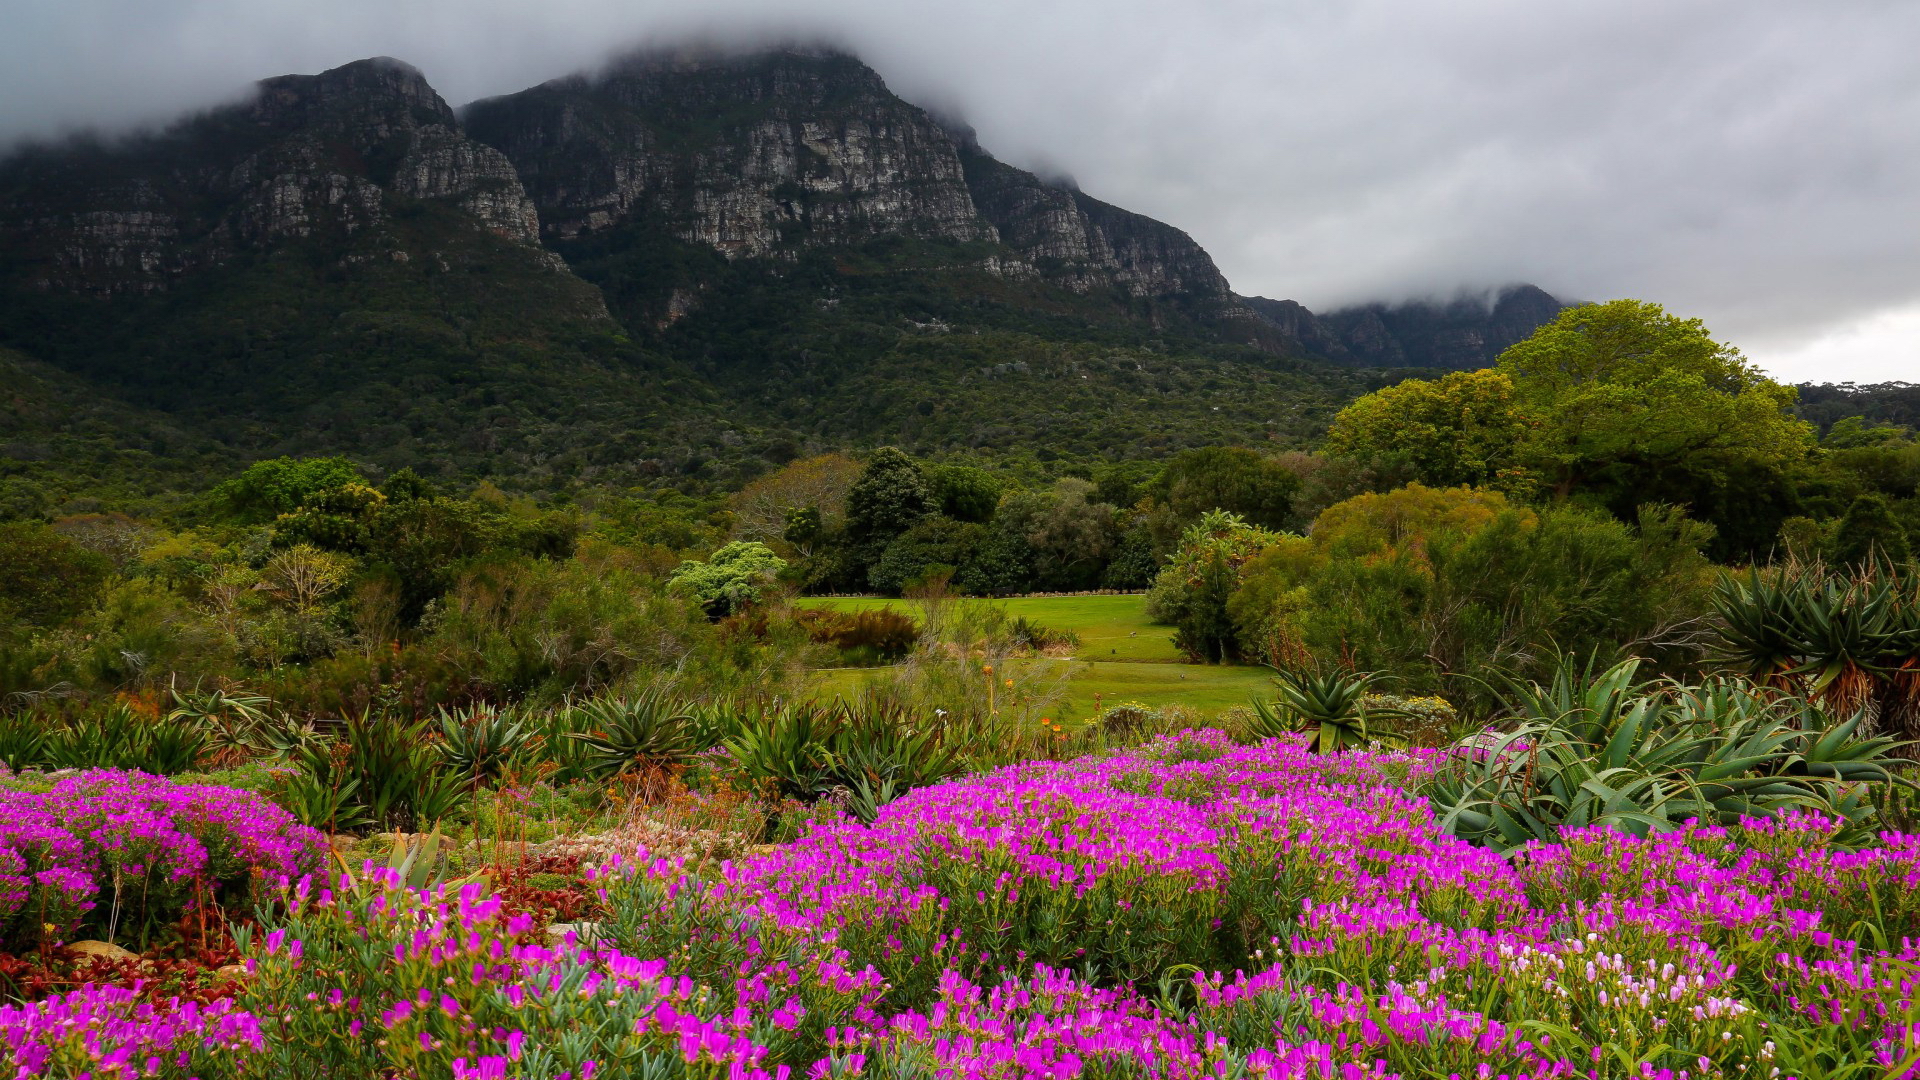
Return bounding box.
[0,46,1566,499]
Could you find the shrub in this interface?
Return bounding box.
[283,711,468,834]
[557,692,703,780]
[722,700,961,822]
[794,608,919,662]
[668,542,788,618]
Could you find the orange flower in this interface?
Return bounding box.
[982,665,994,675]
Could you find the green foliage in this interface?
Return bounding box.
[868,517,980,595]
[845,447,935,542]
[722,700,961,821]
[1424,660,1910,851]
[436,704,537,788]
[1497,299,1813,549]
[1830,493,1912,567]
[1251,668,1404,752]
[7,702,214,774]
[289,711,467,834]
[0,522,112,626]
[1323,368,1527,489]
[559,692,701,779]
[1711,563,1920,738]
[668,541,788,617]
[214,457,365,523]
[1146,511,1284,662]
[927,463,1005,523]
[795,607,920,662]
[1154,446,1299,530]
[1219,490,1717,713]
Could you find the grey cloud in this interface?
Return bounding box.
[5,0,1917,378]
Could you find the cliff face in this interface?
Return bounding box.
[0,58,556,297]
[465,49,992,256]
[465,47,1235,310]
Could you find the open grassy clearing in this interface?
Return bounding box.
[804,594,1272,716]
[809,658,1273,719]
[803,593,1183,662]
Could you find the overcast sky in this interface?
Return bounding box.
[6,0,1917,382]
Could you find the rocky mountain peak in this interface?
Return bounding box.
[251,57,457,135]
[464,44,1237,322]
[0,56,558,295]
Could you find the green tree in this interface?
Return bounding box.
[1322,369,1527,489]
[845,448,934,543]
[1830,493,1912,568]
[1146,510,1284,662]
[214,457,364,522]
[1496,300,1813,504]
[0,522,112,626]
[1154,447,1299,530]
[869,518,981,594]
[1822,416,1908,449]
[668,541,788,617]
[1026,479,1121,590]
[927,464,1004,523]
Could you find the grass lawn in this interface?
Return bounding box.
[804,594,1183,662]
[809,660,1271,719]
[804,594,1273,718]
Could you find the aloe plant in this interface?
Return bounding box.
[436,703,537,787]
[1425,661,1913,851]
[1711,564,1920,736]
[560,691,697,778]
[1249,668,1405,752]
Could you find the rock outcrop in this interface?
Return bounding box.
[0,57,553,295]
[465,47,1236,313]
[465,48,993,256]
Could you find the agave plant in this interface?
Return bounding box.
[1249,668,1405,752]
[327,829,486,896]
[166,686,272,751]
[291,710,467,833]
[0,714,48,770]
[821,703,963,822]
[723,700,840,802]
[1712,564,1920,737]
[722,700,963,820]
[561,691,697,779]
[1425,660,1913,852]
[436,704,537,788]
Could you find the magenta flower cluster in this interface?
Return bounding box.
[0,769,327,948]
[9,732,1920,1078]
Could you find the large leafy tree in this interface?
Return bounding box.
[1154,447,1299,530]
[845,448,934,543]
[1495,300,1812,503]
[729,454,863,544]
[1322,369,1526,489]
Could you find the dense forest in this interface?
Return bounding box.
[6,298,1917,727]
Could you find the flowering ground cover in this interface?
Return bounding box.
[0,770,326,954]
[7,733,1920,1078]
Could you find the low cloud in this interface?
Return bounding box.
[5,0,1917,379]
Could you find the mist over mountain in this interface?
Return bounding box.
[0,45,1564,495]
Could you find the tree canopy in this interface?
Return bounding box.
[1322,369,1526,490]
[1494,300,1812,501]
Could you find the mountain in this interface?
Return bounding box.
[0,46,1563,502]
[1239,285,1567,369]
[460,46,1242,334]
